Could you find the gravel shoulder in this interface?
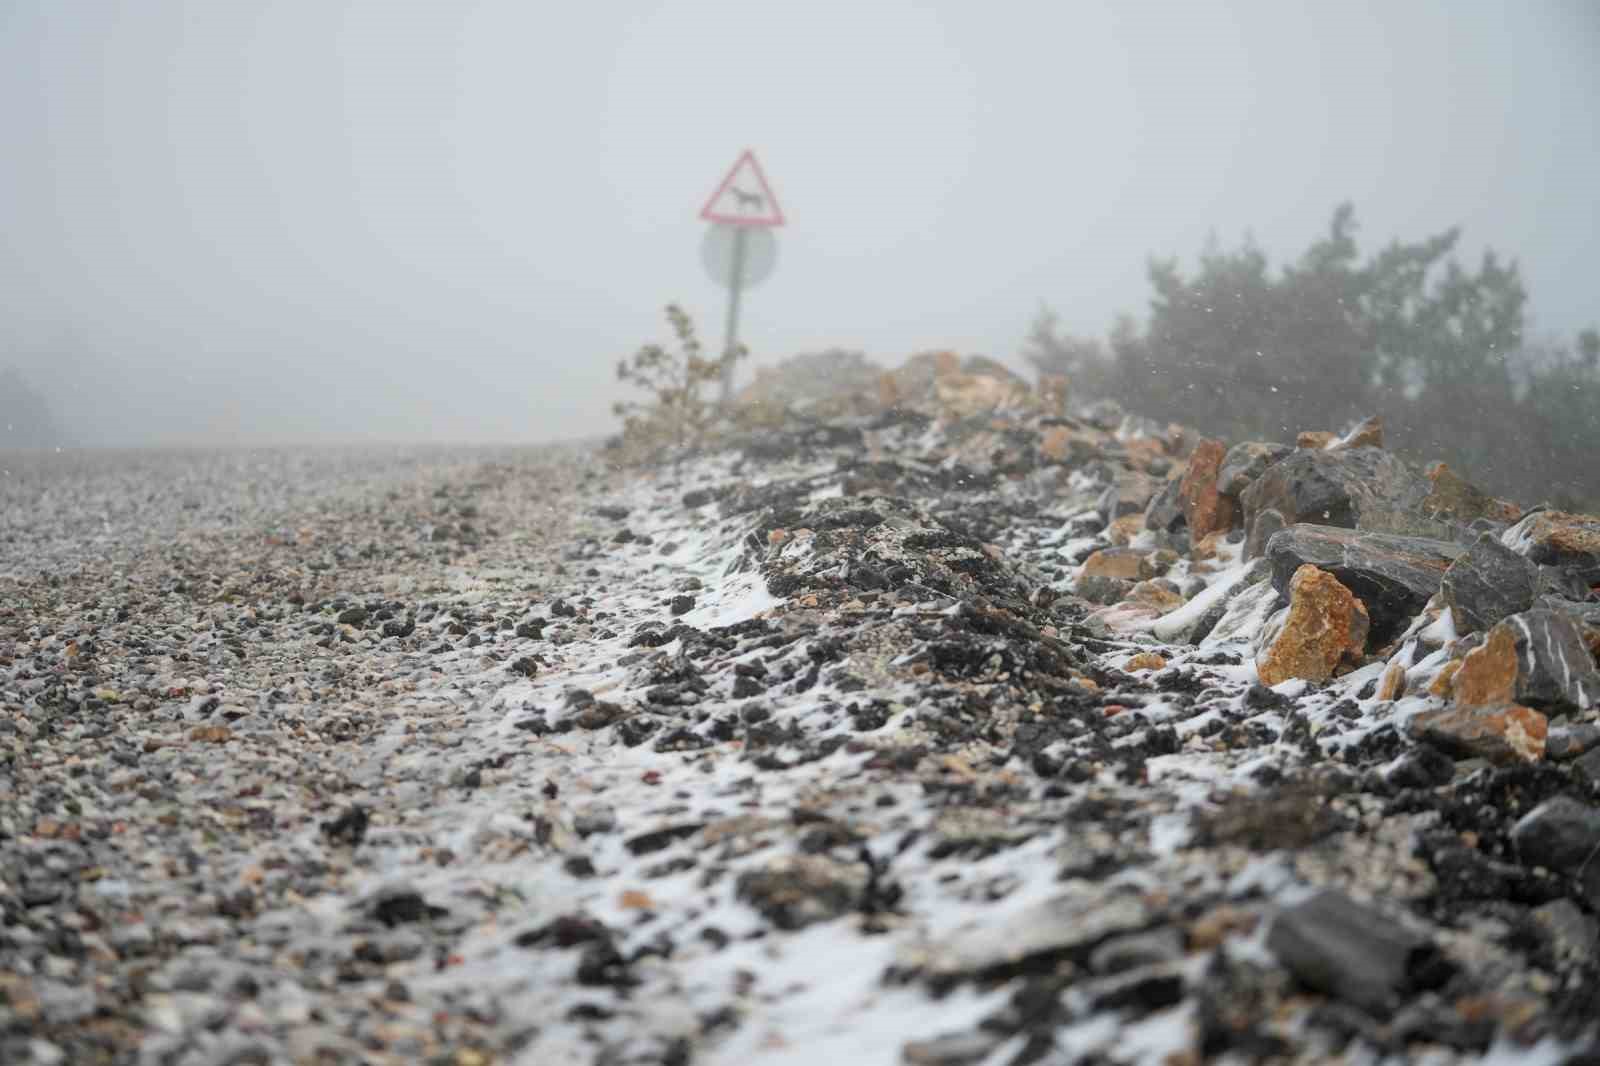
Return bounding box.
[3,430,1598,1066]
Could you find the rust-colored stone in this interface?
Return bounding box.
[1256,565,1371,686]
[1039,425,1073,463]
[1179,437,1238,541]
[1428,659,1463,698]
[1328,414,1384,451]
[1124,651,1168,672]
[1409,703,1547,764]
[1191,530,1231,562]
[1123,437,1169,472]
[1081,548,1147,580]
[1187,903,1261,951]
[1107,513,1146,546]
[1376,659,1408,701]
[1127,580,1185,612]
[1451,625,1519,707]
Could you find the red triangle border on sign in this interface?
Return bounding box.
[700,149,785,227]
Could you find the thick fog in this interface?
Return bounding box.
[1,1,1596,447]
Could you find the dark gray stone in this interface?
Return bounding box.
[1143,476,1185,534]
[1245,506,1286,561]
[1438,532,1541,635]
[1574,747,1600,787]
[1096,474,1156,527]
[1087,925,1184,975]
[1218,441,1293,499]
[1266,889,1446,1015]
[1264,524,1464,644]
[1240,447,1434,550]
[1075,574,1132,606]
[1499,608,1600,711]
[1545,722,1600,761]
[735,855,867,931]
[1510,796,1600,875]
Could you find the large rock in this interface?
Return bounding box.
[1510,797,1600,908]
[1501,509,1600,584]
[1255,565,1370,686]
[1240,447,1436,553]
[1438,532,1542,635]
[1179,437,1236,541]
[1511,797,1600,876]
[1266,889,1448,1015]
[1446,609,1600,712]
[1263,525,1463,644]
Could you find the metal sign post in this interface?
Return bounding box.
[720,228,748,406]
[698,150,785,406]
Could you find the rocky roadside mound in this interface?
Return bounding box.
[2,372,1599,1065]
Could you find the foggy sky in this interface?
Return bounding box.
[2,1,1596,447]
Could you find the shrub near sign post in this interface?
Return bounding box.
[699,150,784,406]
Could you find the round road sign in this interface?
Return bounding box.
[701,223,778,290]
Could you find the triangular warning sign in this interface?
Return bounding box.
[699,150,785,227]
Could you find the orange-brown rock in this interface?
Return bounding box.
[1081,548,1147,580]
[1409,703,1547,764]
[1428,659,1463,698]
[1123,437,1169,472]
[1107,513,1146,546]
[1127,580,1185,612]
[1039,424,1100,464]
[1296,430,1337,450]
[1191,530,1231,562]
[1450,625,1519,707]
[1179,437,1237,541]
[1124,652,1168,672]
[1328,414,1384,451]
[1256,565,1371,686]
[1501,509,1600,578]
[1376,659,1408,701]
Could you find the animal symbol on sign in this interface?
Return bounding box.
[728,187,764,212]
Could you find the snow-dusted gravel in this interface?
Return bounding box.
[2,436,1595,1066]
